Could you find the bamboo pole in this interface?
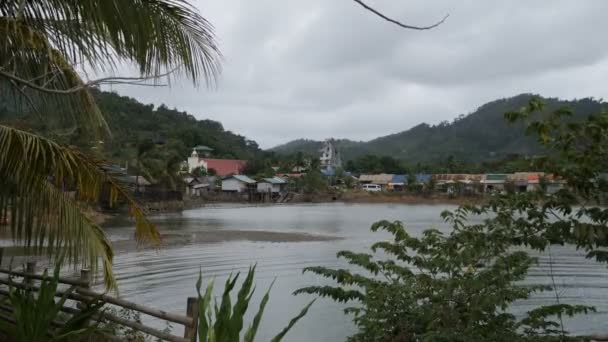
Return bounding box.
[0,267,88,286]
[0,286,188,342]
[76,287,193,327]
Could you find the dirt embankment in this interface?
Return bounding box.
[291,190,485,205]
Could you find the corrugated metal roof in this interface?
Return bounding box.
[359,174,394,185]
[228,175,256,184]
[416,174,432,183]
[485,174,508,181]
[116,175,151,186]
[391,175,406,184]
[261,176,287,184]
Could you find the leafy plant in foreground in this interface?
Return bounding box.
[196,265,314,342]
[0,263,105,342]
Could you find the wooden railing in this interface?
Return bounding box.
[0,258,199,342]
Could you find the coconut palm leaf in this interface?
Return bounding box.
[0,0,221,83]
[0,124,160,289]
[0,0,221,134]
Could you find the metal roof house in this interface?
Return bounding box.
[481,174,509,192]
[359,174,394,185]
[257,176,287,193]
[388,174,434,191]
[221,175,256,193]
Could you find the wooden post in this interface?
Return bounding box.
[184,297,199,341]
[25,261,36,287]
[80,269,92,289]
[79,269,93,342]
[0,248,4,267]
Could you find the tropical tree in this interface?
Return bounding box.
[0,0,221,288]
[297,98,608,341]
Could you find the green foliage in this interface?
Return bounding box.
[192,166,209,177]
[297,171,327,194]
[345,154,406,174]
[97,307,165,342]
[0,89,263,169]
[297,99,608,341]
[0,263,105,342]
[196,265,314,342]
[296,215,594,341]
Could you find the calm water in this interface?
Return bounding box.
[104,203,608,341]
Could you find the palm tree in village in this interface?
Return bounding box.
[0,0,221,288]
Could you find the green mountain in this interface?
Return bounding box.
[270,94,606,163]
[0,89,262,162]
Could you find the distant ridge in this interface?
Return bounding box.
[269,94,606,163]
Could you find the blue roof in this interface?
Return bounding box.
[390,174,431,184]
[391,175,406,183]
[321,169,335,176]
[416,174,432,183]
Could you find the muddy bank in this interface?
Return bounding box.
[336,191,484,205]
[110,229,342,252]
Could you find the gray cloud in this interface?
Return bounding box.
[107,0,608,148]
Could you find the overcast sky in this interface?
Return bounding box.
[107,0,608,149]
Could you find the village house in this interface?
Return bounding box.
[358,174,394,190]
[481,174,509,193]
[187,148,247,177]
[508,172,544,192]
[184,176,218,196]
[221,175,256,193]
[388,174,432,191]
[257,176,287,193]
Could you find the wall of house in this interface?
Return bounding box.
[222,178,247,192]
[257,182,273,193]
[257,183,282,193]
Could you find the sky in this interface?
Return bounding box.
[107,0,608,149]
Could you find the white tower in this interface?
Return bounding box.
[187,149,201,173]
[319,139,342,171]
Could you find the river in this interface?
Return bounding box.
[103,203,608,341]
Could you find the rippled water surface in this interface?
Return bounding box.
[104,203,608,341]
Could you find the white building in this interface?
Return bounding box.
[221,175,256,193]
[319,139,342,171]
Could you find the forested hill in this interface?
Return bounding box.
[0,89,262,163]
[270,94,606,163]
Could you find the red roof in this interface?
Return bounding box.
[202,158,246,177]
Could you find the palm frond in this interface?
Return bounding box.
[0,17,109,135]
[0,124,160,289]
[0,0,222,84]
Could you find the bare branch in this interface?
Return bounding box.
[0,68,177,95]
[353,0,448,30]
